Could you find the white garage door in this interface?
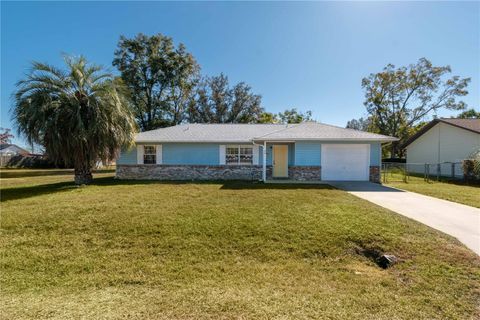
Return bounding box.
[321,144,370,181]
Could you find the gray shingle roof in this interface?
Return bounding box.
[136,124,287,143]
[135,123,397,143]
[254,122,397,141]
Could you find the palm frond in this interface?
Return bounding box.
[12,55,137,179]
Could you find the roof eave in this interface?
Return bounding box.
[137,137,398,143]
[253,137,398,142]
[135,140,255,144]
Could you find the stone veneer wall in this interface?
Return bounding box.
[116,164,263,181]
[369,166,380,183]
[116,165,323,181]
[287,166,321,181]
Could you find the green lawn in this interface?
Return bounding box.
[384,173,480,208]
[1,169,479,319]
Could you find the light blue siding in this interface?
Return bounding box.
[295,141,381,167]
[370,142,381,166]
[163,143,220,165]
[258,146,264,165]
[117,147,137,165]
[117,141,383,167]
[259,145,273,165]
[295,141,321,166]
[289,144,295,166]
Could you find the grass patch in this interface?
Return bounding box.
[384,173,480,208]
[1,169,479,319]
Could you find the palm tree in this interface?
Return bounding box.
[13,56,137,184]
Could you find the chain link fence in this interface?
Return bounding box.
[382,161,464,183]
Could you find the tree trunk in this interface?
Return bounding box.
[390,142,398,158]
[74,165,93,185]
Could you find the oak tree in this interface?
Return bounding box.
[113,33,200,130]
[360,58,469,156]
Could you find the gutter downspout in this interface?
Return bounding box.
[253,141,268,182]
[252,141,266,182]
[263,141,267,182]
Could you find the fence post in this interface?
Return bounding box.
[382,163,386,183]
[436,163,440,181]
[406,163,409,182]
[425,163,430,182]
[451,163,455,179]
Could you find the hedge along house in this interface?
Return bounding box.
[116,122,397,182]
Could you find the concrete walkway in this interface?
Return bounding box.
[328,181,480,255]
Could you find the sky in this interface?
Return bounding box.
[1,1,479,148]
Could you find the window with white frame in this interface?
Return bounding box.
[226,145,253,165]
[143,145,156,164]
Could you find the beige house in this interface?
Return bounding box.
[404,118,480,176]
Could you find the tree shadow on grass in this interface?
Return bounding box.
[443,179,480,188]
[1,178,335,202]
[407,178,480,188]
[0,169,115,179]
[219,181,335,190]
[0,177,158,202]
[0,169,74,179]
[0,177,121,202]
[89,177,334,190]
[1,180,78,202]
[91,178,334,191]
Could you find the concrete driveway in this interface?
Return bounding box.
[329,181,480,255]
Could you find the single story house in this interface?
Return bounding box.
[404,118,480,176]
[116,122,397,182]
[0,144,30,156]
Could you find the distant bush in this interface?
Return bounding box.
[6,155,68,169]
[463,150,480,181]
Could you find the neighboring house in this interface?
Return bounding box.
[403,118,480,176]
[0,144,29,156]
[116,122,397,182]
[0,144,30,167]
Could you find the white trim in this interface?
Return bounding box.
[219,145,226,165]
[252,145,259,165]
[225,145,254,165]
[142,145,157,165]
[136,140,256,143]
[156,144,162,164]
[137,145,144,164]
[378,143,382,170]
[253,138,397,142]
[136,138,397,144]
[262,141,267,182]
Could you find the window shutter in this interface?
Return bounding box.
[156,145,162,164]
[253,145,259,165]
[219,145,226,165]
[137,145,144,164]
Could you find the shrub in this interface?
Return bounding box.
[463,149,480,181]
[6,155,67,169]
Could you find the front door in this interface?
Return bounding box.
[273,145,288,178]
